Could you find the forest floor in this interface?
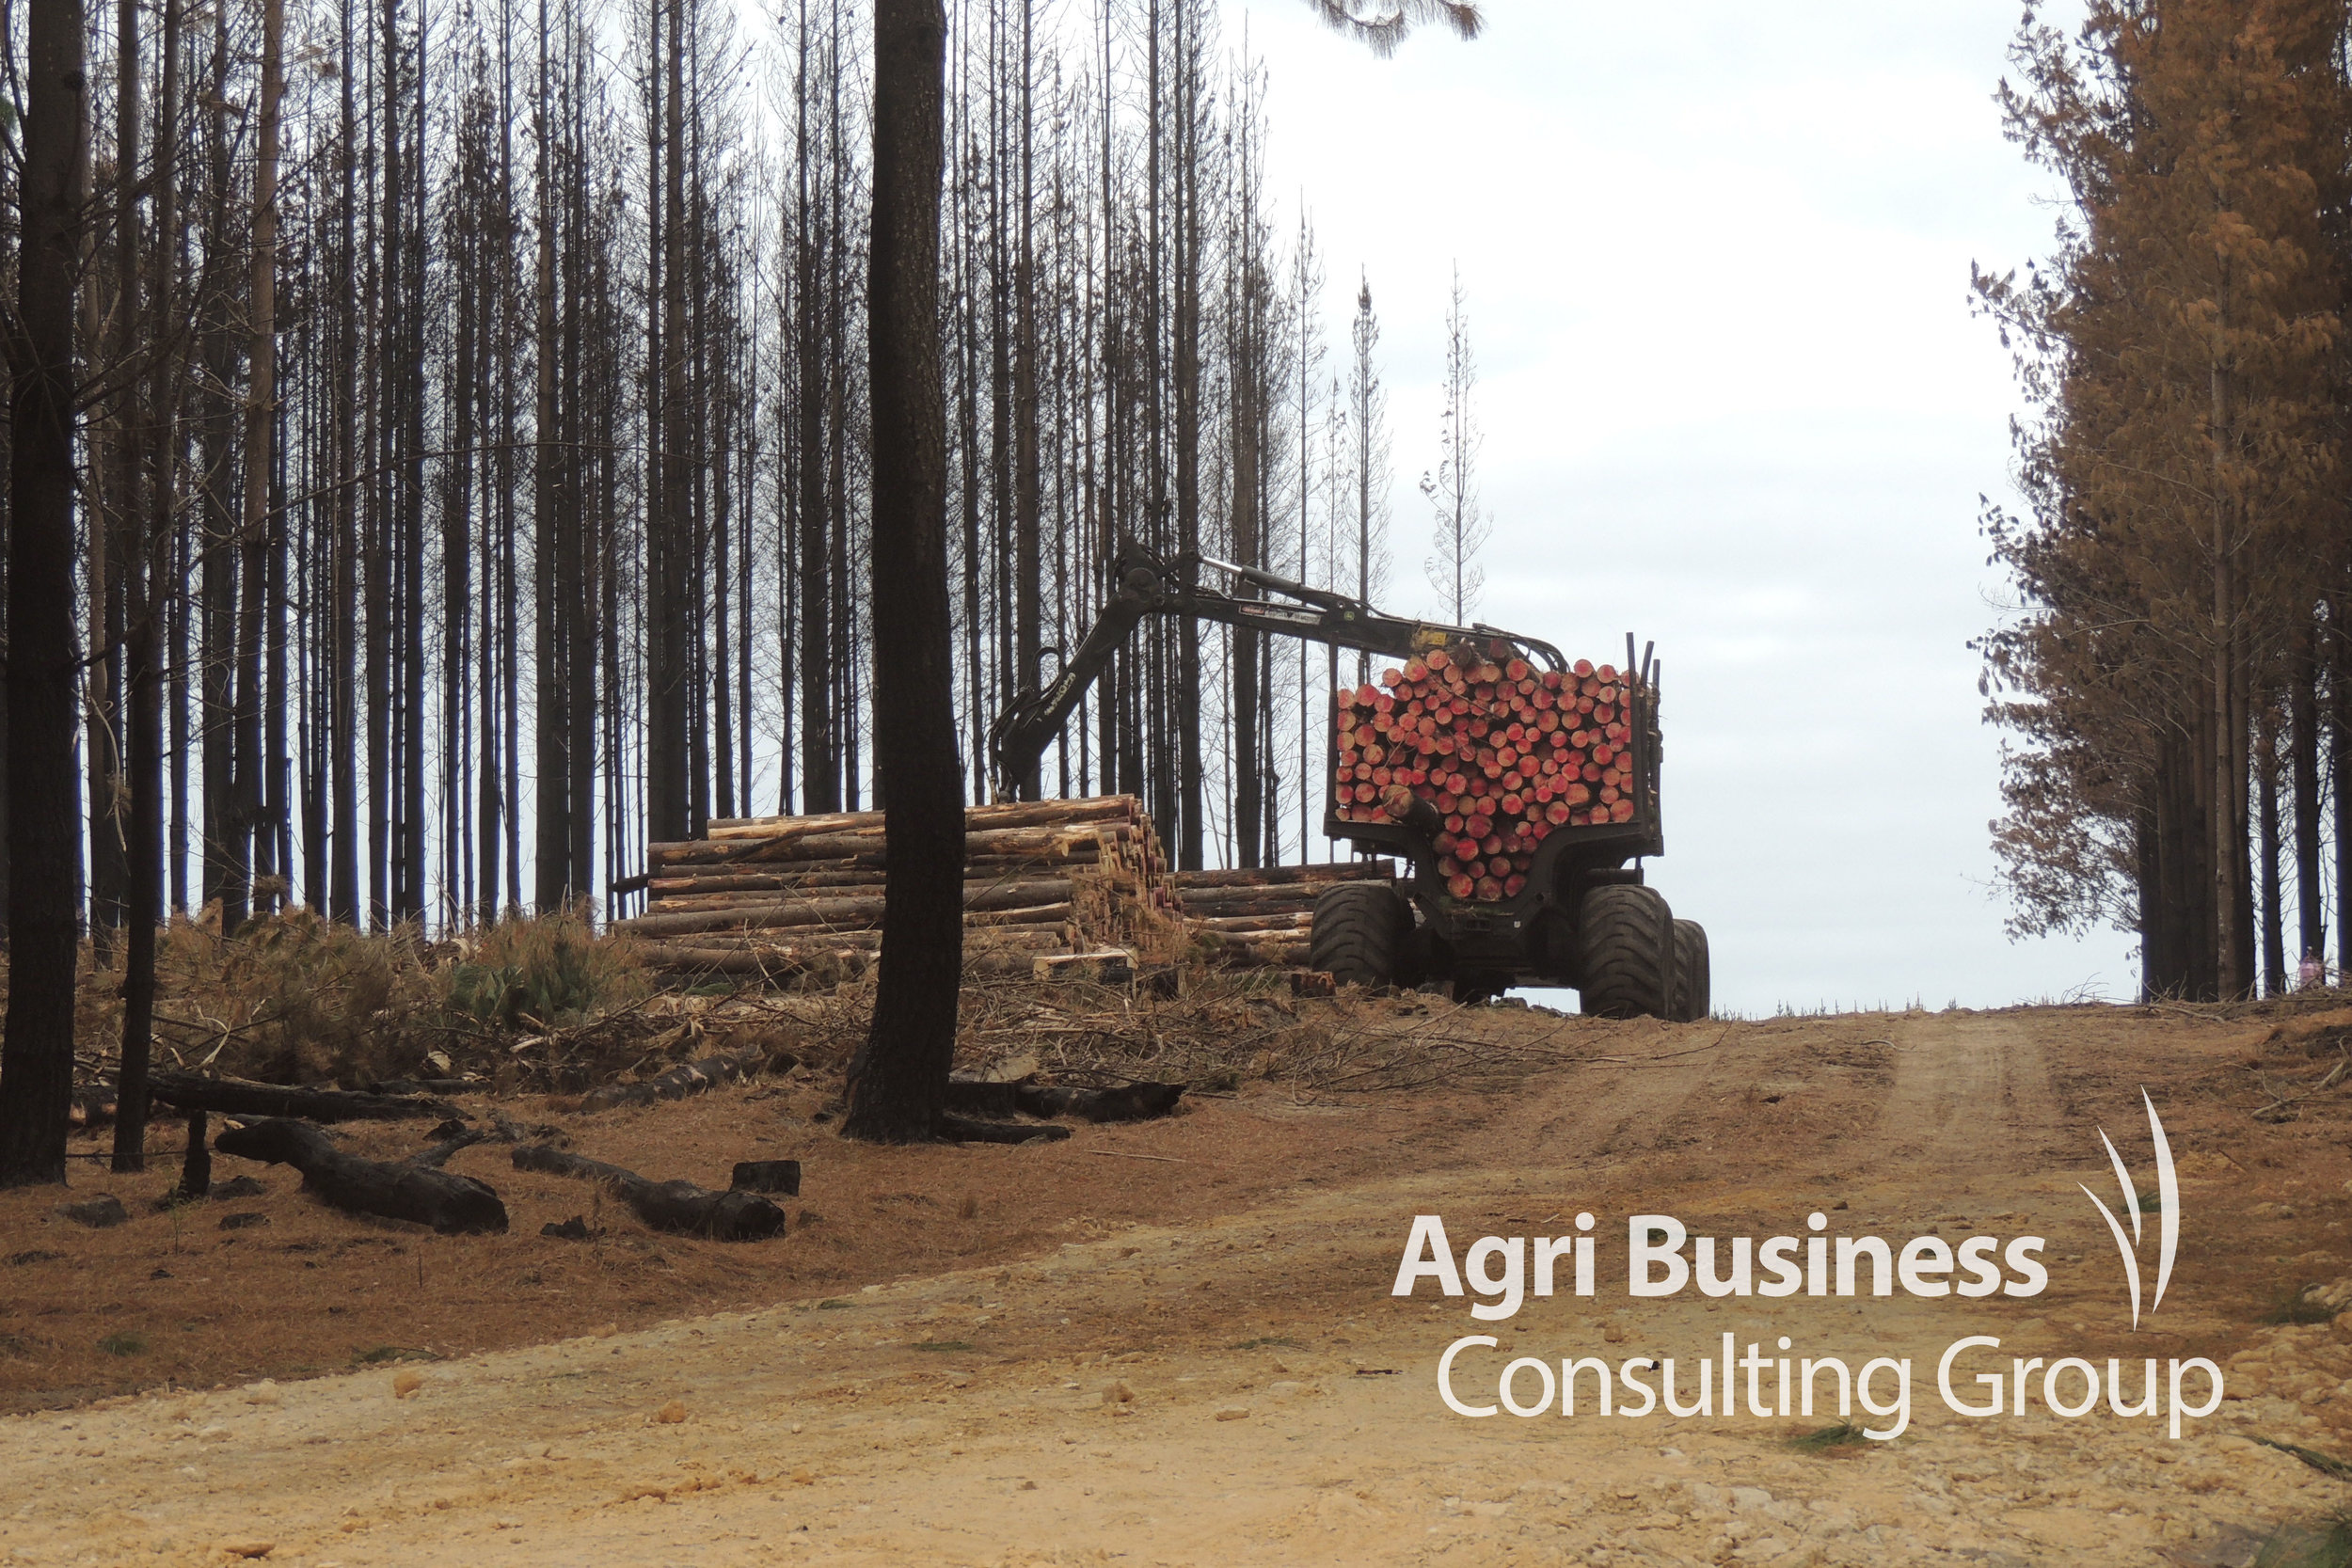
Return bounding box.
[8,992,2352,1563]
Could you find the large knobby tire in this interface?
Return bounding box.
[1672,919,1710,1022]
[1578,885,1676,1019]
[1309,882,1409,990]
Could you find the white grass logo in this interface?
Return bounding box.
[2079,1089,2179,1330]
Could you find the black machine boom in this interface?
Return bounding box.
[986,541,1565,801]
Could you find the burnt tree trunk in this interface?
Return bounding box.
[0,0,88,1187]
[843,0,961,1144]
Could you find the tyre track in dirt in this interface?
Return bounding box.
[0,1004,2344,1567]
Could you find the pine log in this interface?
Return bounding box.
[648,823,1129,868]
[1196,934,1312,968]
[963,901,1073,928]
[509,1144,785,1240]
[1167,890,1327,916]
[697,807,895,840]
[626,902,1068,940]
[1164,860,1392,890]
[150,1071,463,1123]
[619,895,1074,937]
[665,847,1104,877]
[648,855,883,884]
[1188,912,1314,934]
[643,878,1073,918]
[214,1117,509,1235]
[637,939,1066,977]
[704,795,1137,839]
[637,927,1068,954]
[618,898,897,937]
[647,868,1076,900]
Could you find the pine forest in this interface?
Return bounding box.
[1979,0,2352,1003]
[0,0,1468,961]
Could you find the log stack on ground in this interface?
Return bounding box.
[1169,860,1394,969]
[1334,651,1637,903]
[621,796,1185,979]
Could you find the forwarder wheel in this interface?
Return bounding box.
[1578,885,1675,1019]
[1672,919,1711,1022]
[1309,881,1409,990]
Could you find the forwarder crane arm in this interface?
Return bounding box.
[987,541,1567,802]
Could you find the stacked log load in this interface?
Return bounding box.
[621,797,1185,977]
[1333,650,1639,902]
[1168,860,1394,969]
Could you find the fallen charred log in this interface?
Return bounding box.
[150,1071,463,1123]
[942,1076,1184,1124]
[213,1117,509,1235]
[510,1144,786,1240]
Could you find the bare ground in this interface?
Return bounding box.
[8,997,2352,1565]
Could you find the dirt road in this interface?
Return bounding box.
[7,1002,2352,1566]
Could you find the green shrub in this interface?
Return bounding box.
[443,909,649,1029]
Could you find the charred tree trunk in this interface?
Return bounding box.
[844,0,961,1144]
[104,0,149,1172]
[0,0,87,1187]
[328,0,361,925]
[240,0,287,924]
[532,0,568,910]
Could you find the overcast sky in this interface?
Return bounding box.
[1224,2,2129,1014]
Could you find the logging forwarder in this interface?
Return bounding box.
[987,542,1708,1015]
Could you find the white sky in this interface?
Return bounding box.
[1231,1,2134,1014]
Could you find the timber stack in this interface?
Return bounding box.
[1334,651,1637,902]
[1169,859,1394,970]
[620,796,1185,979]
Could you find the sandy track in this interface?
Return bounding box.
[5,1003,2349,1566]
